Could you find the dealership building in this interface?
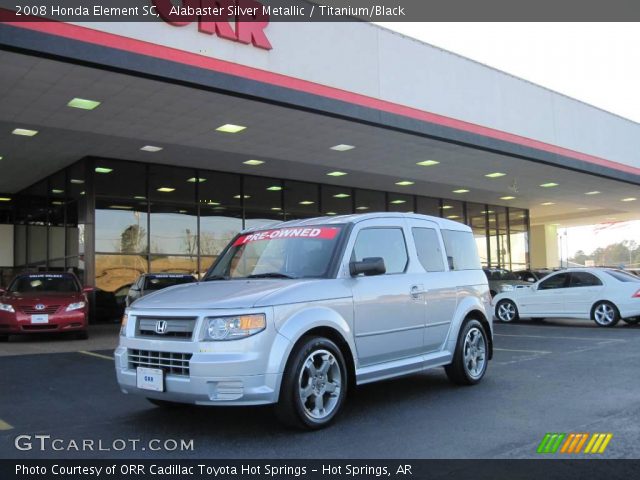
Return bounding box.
[1,8,639,294]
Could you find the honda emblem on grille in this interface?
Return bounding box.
[35,304,46,311]
[155,320,168,335]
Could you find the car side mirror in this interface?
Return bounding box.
[350,257,386,277]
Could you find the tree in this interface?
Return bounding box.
[120,225,146,254]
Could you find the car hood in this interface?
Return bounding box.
[1,291,85,305]
[130,279,351,310]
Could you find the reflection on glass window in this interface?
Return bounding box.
[322,185,353,216]
[150,206,197,255]
[96,204,148,254]
[387,193,413,213]
[284,180,319,219]
[95,254,148,292]
[354,189,385,213]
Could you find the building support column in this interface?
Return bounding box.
[530,224,559,269]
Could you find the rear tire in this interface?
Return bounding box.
[495,299,519,323]
[445,319,489,386]
[275,336,347,430]
[622,317,640,325]
[591,301,620,327]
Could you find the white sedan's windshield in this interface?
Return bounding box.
[207,226,344,279]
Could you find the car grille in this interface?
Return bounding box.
[20,305,60,315]
[128,349,192,376]
[136,317,197,340]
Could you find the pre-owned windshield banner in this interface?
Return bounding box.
[233,227,341,246]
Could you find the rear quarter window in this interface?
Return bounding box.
[441,230,481,271]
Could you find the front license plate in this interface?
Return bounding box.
[31,314,49,324]
[136,367,164,392]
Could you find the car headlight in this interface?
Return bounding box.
[203,314,266,341]
[120,313,128,336]
[66,301,86,312]
[0,303,15,313]
[500,284,515,292]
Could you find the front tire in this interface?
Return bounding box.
[276,336,347,430]
[592,301,620,327]
[496,299,519,323]
[445,319,489,386]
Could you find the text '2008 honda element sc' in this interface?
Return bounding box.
[115,213,492,429]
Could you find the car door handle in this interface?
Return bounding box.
[410,285,426,298]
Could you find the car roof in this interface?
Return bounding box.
[240,212,471,234]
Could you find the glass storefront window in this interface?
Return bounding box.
[440,199,464,223]
[150,206,197,256]
[466,202,489,267]
[509,208,529,270]
[387,193,414,213]
[284,180,319,219]
[416,196,440,217]
[96,201,148,254]
[321,185,354,217]
[244,176,284,225]
[95,253,147,293]
[354,189,385,213]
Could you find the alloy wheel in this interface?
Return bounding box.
[298,349,342,420]
[463,327,487,379]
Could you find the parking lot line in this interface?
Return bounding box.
[495,333,626,342]
[78,350,114,361]
[494,347,552,354]
[0,418,13,430]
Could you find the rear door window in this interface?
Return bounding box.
[441,230,481,270]
[411,227,445,272]
[569,272,602,287]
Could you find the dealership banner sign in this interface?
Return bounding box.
[1,0,640,22]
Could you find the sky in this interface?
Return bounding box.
[377,22,640,259]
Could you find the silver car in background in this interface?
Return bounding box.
[115,213,492,429]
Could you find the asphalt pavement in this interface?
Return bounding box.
[1,319,639,459]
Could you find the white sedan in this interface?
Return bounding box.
[493,268,640,327]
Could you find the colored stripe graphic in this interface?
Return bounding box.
[537,433,566,453]
[540,433,613,454]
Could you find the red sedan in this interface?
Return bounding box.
[0,272,90,341]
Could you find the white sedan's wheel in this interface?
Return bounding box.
[496,300,519,323]
[592,301,620,327]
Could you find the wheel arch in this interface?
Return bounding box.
[590,299,620,318]
[445,297,493,360]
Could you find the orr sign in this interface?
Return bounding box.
[152,0,272,50]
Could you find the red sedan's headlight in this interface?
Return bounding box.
[0,303,15,313]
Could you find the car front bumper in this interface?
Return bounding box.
[0,310,87,334]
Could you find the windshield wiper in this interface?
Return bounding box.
[247,272,297,279]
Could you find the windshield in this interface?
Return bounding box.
[144,275,196,291]
[207,225,344,280]
[9,274,80,293]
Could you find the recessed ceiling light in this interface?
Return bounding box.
[299,200,315,205]
[540,202,555,206]
[621,197,637,202]
[243,159,264,166]
[485,172,506,178]
[333,193,350,198]
[539,182,559,188]
[270,207,282,211]
[0,156,3,161]
[70,179,84,184]
[390,199,406,204]
[452,189,469,194]
[178,210,188,214]
[216,124,246,133]
[95,167,113,174]
[395,181,414,186]
[67,98,101,110]
[266,186,282,191]
[109,205,133,210]
[481,210,495,214]
[51,189,64,194]
[356,206,369,210]
[0,197,12,202]
[233,195,251,199]
[207,201,221,206]
[325,212,337,216]
[12,128,38,136]
[500,196,516,200]
[327,171,348,177]
[330,144,355,152]
[134,196,146,200]
[187,177,206,183]
[577,207,589,210]
[441,205,453,210]
[157,187,175,193]
[141,145,163,153]
[585,191,600,195]
[416,160,439,167]
[447,215,460,219]
[52,201,64,206]
[80,191,85,196]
